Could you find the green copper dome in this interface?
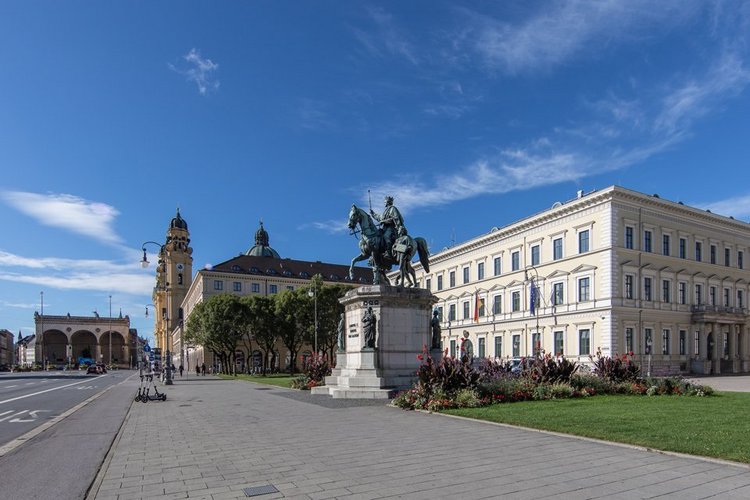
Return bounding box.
[246,221,280,258]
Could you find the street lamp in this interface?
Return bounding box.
[524,266,542,357]
[307,283,318,355]
[40,291,44,370]
[108,295,113,367]
[141,241,173,385]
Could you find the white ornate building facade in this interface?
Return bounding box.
[413,186,750,376]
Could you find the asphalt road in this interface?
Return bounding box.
[0,370,140,500]
[0,371,124,447]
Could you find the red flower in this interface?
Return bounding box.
[416,354,424,361]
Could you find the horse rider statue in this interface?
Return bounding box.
[370,195,404,260]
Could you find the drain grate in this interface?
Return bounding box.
[243,484,279,497]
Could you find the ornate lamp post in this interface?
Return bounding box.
[141,242,173,385]
[524,266,542,357]
[40,291,44,370]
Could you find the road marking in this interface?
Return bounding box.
[2,385,19,388]
[0,410,27,422]
[10,410,50,423]
[0,376,105,405]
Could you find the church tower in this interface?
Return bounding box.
[152,209,193,353]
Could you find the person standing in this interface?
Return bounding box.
[178,364,184,377]
[201,362,206,375]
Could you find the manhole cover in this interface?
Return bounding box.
[243,484,279,497]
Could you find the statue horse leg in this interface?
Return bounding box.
[349,251,370,280]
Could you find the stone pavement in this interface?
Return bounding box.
[90,376,750,500]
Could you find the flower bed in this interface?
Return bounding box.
[393,347,714,410]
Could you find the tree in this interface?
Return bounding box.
[275,288,309,373]
[243,295,277,375]
[184,294,250,375]
[315,282,350,361]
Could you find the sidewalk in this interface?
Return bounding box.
[91,376,750,500]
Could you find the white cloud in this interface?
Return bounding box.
[0,300,38,309]
[1,191,122,245]
[464,1,696,75]
[169,48,219,95]
[299,220,350,235]
[699,195,750,220]
[350,6,419,65]
[359,47,750,215]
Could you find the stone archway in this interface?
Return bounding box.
[72,330,97,364]
[100,331,126,366]
[43,330,68,366]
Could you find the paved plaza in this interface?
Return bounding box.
[87,375,750,500]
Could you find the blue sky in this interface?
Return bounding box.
[1,1,750,344]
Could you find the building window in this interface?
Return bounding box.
[512,335,520,357]
[739,290,744,309]
[710,286,716,306]
[493,295,502,314]
[679,282,686,305]
[644,230,652,252]
[511,251,520,271]
[645,328,653,355]
[287,285,294,291]
[478,337,486,359]
[625,328,633,354]
[269,284,278,294]
[477,262,485,281]
[725,248,731,267]
[448,304,456,321]
[695,242,702,262]
[426,278,432,291]
[449,271,456,288]
[178,273,183,285]
[662,329,670,355]
[553,283,564,305]
[679,330,686,356]
[478,298,486,317]
[662,235,670,256]
[579,329,590,355]
[625,227,634,249]
[531,245,540,266]
[532,333,541,356]
[233,282,242,292]
[450,339,456,357]
[578,277,590,302]
[251,283,260,293]
[695,284,702,305]
[512,291,521,311]
[494,336,502,358]
[214,280,223,291]
[578,230,590,253]
[724,288,730,307]
[662,280,670,303]
[554,331,564,356]
[625,275,634,300]
[553,238,563,260]
[644,277,652,301]
[437,275,443,291]
[739,251,744,270]
[710,245,717,264]
[493,257,501,276]
[679,238,686,259]
[462,267,470,284]
[694,331,700,356]
[462,301,470,319]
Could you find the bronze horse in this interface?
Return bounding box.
[347,204,430,285]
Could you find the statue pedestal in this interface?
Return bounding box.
[311,285,438,399]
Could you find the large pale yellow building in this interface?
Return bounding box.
[413,186,750,376]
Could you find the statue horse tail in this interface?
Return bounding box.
[415,237,430,273]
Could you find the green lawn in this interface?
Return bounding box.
[217,373,296,388]
[444,392,750,463]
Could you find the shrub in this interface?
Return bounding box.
[476,358,514,383]
[589,348,641,382]
[521,352,579,384]
[415,347,480,398]
[478,377,535,403]
[532,384,552,400]
[304,353,331,387]
[570,373,615,394]
[549,382,574,399]
[454,388,482,408]
[290,375,309,390]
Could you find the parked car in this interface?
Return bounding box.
[86,363,107,375]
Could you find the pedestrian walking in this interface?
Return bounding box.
[178,364,184,377]
[196,365,200,377]
[201,362,206,375]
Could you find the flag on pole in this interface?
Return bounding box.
[530,280,538,315]
[474,292,480,322]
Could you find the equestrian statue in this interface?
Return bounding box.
[348,195,430,286]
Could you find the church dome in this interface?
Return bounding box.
[246,221,281,258]
[170,208,188,230]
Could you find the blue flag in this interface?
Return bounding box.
[530,280,538,315]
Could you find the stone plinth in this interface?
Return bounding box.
[311,285,439,399]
